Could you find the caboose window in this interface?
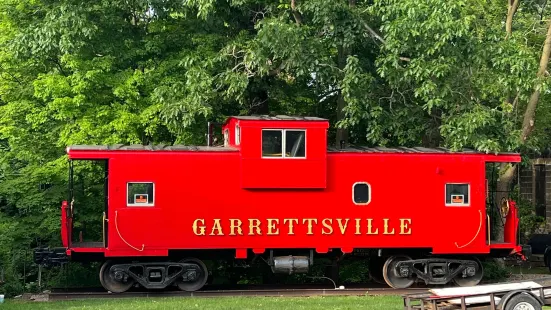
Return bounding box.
[224,129,229,147]
[262,130,282,157]
[353,182,371,205]
[127,182,154,206]
[285,130,306,157]
[445,183,469,206]
[235,125,241,145]
[262,129,306,158]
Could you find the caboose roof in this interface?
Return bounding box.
[327,145,518,155]
[327,145,520,162]
[230,115,327,121]
[67,144,518,156]
[67,144,237,152]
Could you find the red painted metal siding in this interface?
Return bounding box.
[238,119,328,189]
[83,150,518,258]
[221,118,240,148]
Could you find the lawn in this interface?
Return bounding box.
[0,296,404,310]
[4,295,551,309]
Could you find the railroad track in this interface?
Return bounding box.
[44,287,426,301]
[30,276,551,301]
[35,283,429,301]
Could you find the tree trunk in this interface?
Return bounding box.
[247,76,270,115]
[334,0,355,148]
[494,21,551,241]
[336,45,349,148]
[506,0,520,39]
[336,95,348,148]
[291,0,302,25]
[521,21,551,142]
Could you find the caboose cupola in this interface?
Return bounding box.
[222,115,329,189]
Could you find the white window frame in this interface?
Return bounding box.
[445,183,470,207]
[127,182,155,207]
[261,129,307,159]
[235,124,241,145]
[352,182,371,206]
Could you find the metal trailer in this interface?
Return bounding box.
[402,285,551,310]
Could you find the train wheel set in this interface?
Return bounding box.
[369,255,484,289]
[98,258,209,293]
[91,253,486,293]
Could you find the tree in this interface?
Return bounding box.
[1,0,551,294]
[372,0,551,240]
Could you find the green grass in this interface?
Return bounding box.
[0,296,403,310]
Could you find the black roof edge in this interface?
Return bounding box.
[67,144,238,152]
[230,115,327,121]
[327,145,518,155]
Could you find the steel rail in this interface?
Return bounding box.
[41,276,551,301]
[45,287,427,301]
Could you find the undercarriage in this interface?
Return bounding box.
[99,258,209,293]
[33,247,69,267]
[34,247,487,292]
[370,255,484,288]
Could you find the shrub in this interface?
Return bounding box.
[481,260,510,283]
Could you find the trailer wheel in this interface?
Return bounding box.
[502,293,541,310]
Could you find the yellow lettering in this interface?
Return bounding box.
[192,219,206,236]
[267,219,280,235]
[284,219,298,235]
[336,219,349,234]
[400,219,412,235]
[366,219,379,235]
[383,218,395,235]
[229,219,243,236]
[322,218,333,235]
[303,218,318,235]
[194,218,410,237]
[248,219,262,235]
[210,219,224,236]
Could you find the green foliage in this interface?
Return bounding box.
[0,0,548,295]
[338,259,371,284]
[510,183,546,243]
[481,260,511,283]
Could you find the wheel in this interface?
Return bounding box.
[177,258,208,291]
[453,257,483,287]
[382,255,415,289]
[368,257,386,284]
[502,293,541,310]
[99,260,135,293]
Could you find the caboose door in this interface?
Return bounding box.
[67,158,109,249]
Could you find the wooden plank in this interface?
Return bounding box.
[430,281,551,305]
[429,281,542,297]
[447,296,501,305]
[446,288,551,306]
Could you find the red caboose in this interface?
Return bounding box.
[35,115,526,292]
